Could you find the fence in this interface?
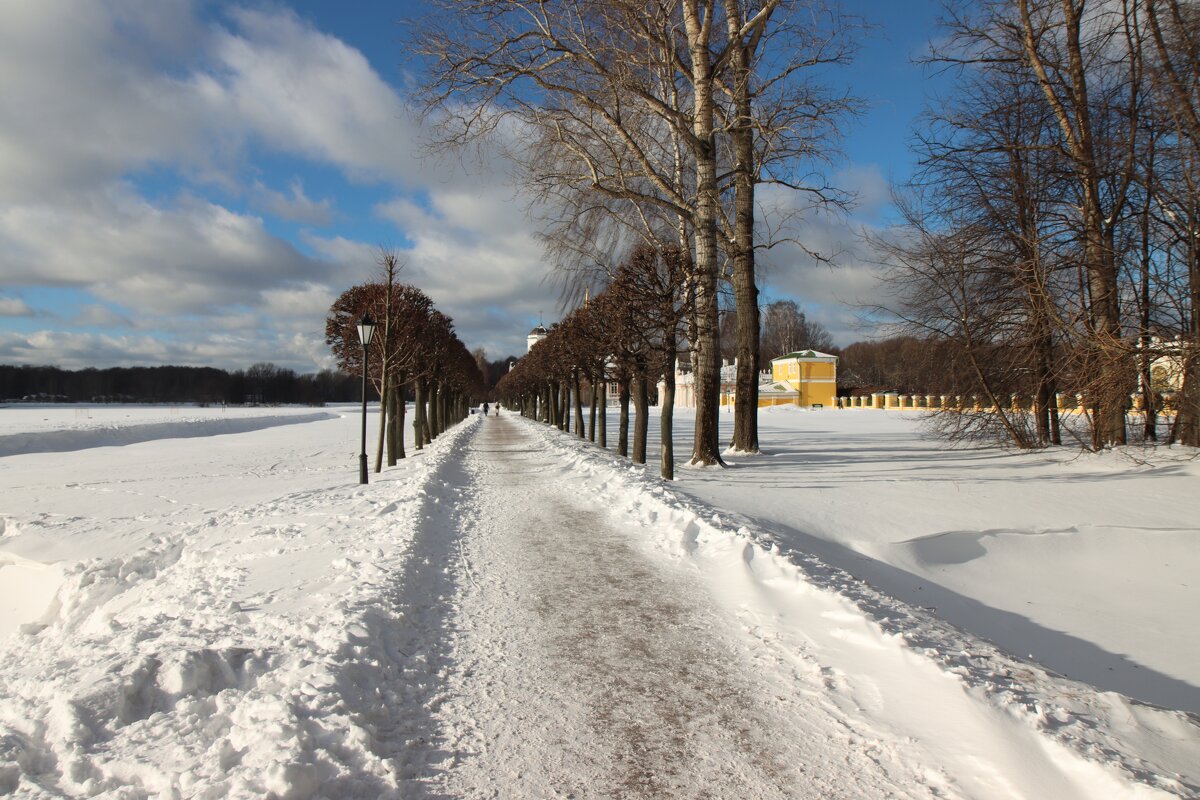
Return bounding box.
[837,392,1178,413]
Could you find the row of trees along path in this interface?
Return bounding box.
[414,0,1200,455]
[417,0,858,464]
[497,246,689,481]
[325,252,485,472]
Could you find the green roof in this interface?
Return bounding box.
[770,350,838,362]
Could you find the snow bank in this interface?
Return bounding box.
[0,409,480,797]
[519,417,1200,798]
[621,406,1200,713]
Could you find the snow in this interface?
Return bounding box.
[0,403,1196,797]
[679,407,1200,713]
[0,405,334,457]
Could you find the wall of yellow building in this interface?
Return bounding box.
[771,359,836,383]
[801,382,837,407]
[768,357,837,407]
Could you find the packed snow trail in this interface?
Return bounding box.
[434,418,888,797]
[411,415,1175,799]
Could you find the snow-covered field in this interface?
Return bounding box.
[663,406,1200,713]
[0,403,1196,798]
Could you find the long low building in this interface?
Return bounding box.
[652,351,839,409]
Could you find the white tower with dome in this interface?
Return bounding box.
[527,323,548,352]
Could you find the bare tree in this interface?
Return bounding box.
[417,0,725,462]
[760,299,833,361]
[909,37,1073,446]
[717,0,860,454]
[1145,0,1199,445]
[896,0,1169,449]
[870,202,1042,448]
[607,245,691,478]
[418,0,857,465]
[1013,0,1145,446]
[326,272,473,469]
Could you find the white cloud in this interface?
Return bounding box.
[0,328,329,373]
[0,1,562,369]
[0,1,220,204]
[300,233,380,272]
[0,2,901,371]
[251,180,334,226]
[835,163,893,221]
[207,7,425,184]
[755,182,894,347]
[0,186,334,315]
[69,305,133,328]
[0,2,459,206]
[260,283,342,334]
[373,182,562,357]
[0,297,33,317]
[374,197,433,232]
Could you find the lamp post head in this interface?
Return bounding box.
[357,313,376,347]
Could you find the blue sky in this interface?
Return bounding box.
[0,0,949,373]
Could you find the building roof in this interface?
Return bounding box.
[770,349,838,362]
[528,324,548,336]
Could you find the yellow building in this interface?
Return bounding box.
[760,350,838,408]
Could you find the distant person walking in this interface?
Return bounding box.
[483,402,489,416]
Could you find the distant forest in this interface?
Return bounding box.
[0,363,362,405]
[1,354,523,406]
[2,336,933,406]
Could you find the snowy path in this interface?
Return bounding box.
[408,416,1179,799]
[435,417,901,798]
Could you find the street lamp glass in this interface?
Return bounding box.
[357,314,376,346]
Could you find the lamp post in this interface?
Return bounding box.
[356,313,376,484]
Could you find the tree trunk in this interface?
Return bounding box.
[1035,332,1060,446]
[427,381,440,440]
[374,379,388,473]
[429,382,438,438]
[1085,199,1128,449]
[387,379,401,464]
[573,369,585,438]
[412,379,425,450]
[588,373,597,442]
[618,379,630,457]
[632,366,649,465]
[1035,378,1051,447]
[682,0,724,466]
[1018,0,1127,447]
[660,344,676,480]
[394,381,406,460]
[725,0,760,454]
[1140,173,1157,441]
[439,384,449,435]
[598,377,608,449]
[1176,215,1200,446]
